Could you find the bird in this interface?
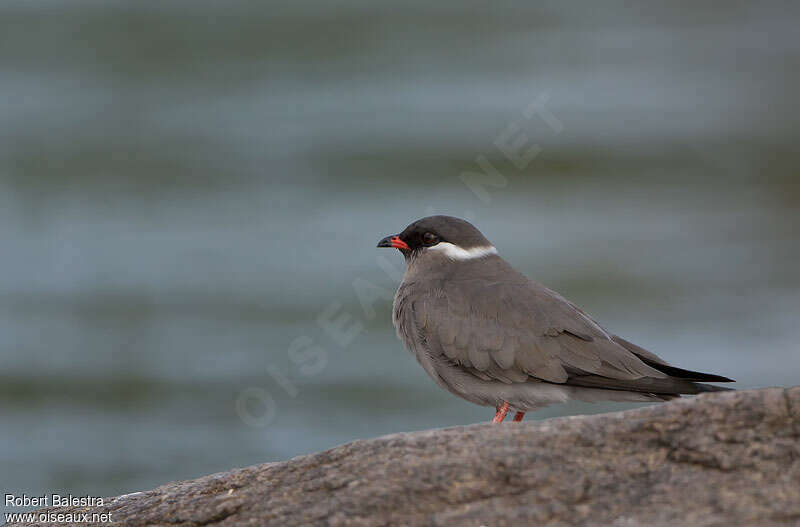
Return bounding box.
[377,215,733,423]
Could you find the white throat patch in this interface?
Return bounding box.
[427,242,498,260]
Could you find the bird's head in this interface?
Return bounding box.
[377,216,497,262]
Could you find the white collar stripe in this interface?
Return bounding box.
[428,242,497,260]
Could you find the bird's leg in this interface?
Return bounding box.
[492,402,510,423]
[513,411,525,422]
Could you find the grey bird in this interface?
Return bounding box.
[377,215,733,423]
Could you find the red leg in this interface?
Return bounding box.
[513,411,525,422]
[492,401,510,423]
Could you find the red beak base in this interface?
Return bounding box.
[389,236,409,250]
[377,235,410,250]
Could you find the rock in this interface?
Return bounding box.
[9,387,800,526]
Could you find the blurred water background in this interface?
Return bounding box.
[1,0,799,503]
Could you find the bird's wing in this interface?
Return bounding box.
[410,278,670,387]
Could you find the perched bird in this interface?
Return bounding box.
[377,215,733,423]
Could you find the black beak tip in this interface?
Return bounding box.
[377,235,393,248]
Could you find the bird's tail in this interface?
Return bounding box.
[692,382,734,393]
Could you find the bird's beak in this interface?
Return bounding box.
[377,235,410,250]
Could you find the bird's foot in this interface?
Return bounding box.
[513,411,525,422]
[492,402,510,423]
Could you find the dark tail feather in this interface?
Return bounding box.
[568,335,735,396]
[693,382,734,393]
[565,374,733,396]
[611,334,734,383]
[639,359,735,383]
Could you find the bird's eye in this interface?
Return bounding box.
[422,232,439,246]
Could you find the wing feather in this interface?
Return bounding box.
[408,278,670,388]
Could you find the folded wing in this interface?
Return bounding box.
[409,279,732,395]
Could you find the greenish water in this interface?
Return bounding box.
[1,0,799,506]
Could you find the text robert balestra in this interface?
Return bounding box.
[5,493,105,507]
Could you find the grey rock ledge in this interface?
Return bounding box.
[9,387,800,527]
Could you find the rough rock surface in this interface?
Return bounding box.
[10,387,800,527]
